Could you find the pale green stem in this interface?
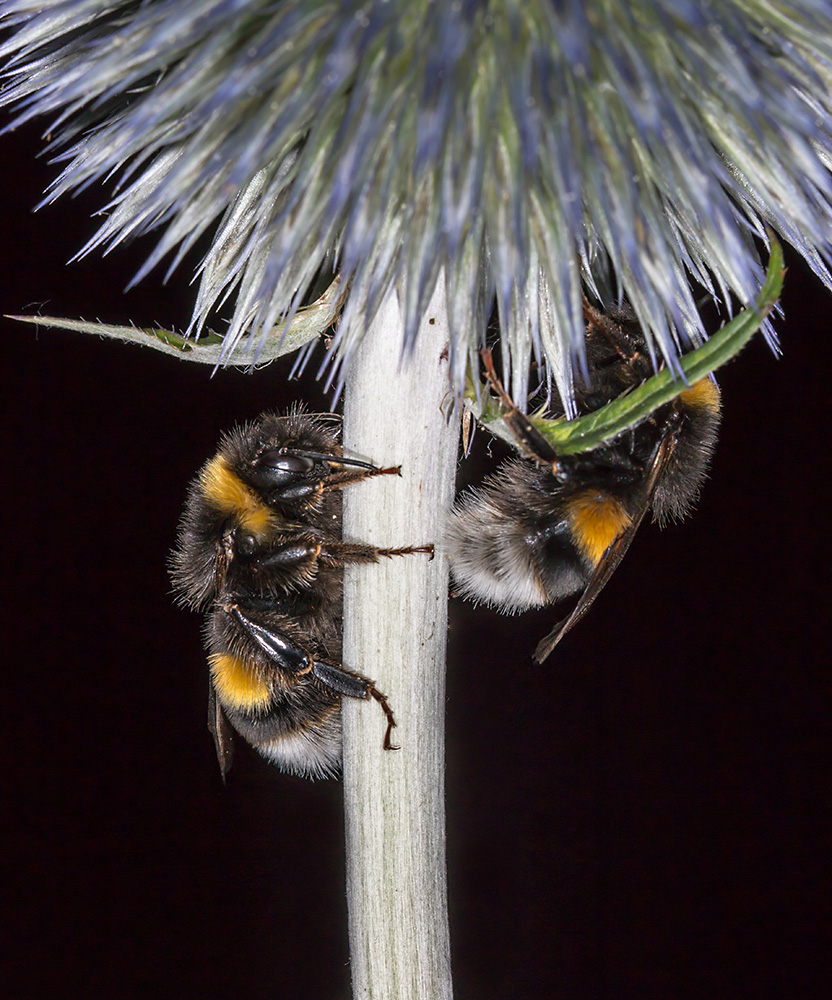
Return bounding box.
[342,279,457,1000]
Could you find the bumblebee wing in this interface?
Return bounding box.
[208,681,235,780]
[534,434,676,663]
[532,514,646,663]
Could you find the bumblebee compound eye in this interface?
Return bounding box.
[256,450,316,475]
[250,449,321,500]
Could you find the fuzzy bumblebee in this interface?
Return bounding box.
[170,410,432,779]
[447,299,722,662]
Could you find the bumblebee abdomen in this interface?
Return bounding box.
[679,377,721,414]
[447,510,554,612]
[209,629,344,779]
[218,672,342,779]
[254,716,342,779]
[564,489,632,565]
[209,651,272,712]
[447,461,606,613]
[652,378,722,524]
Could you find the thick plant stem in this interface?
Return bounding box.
[342,280,456,1000]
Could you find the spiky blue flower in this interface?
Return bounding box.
[2,0,832,405]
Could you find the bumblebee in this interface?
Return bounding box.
[170,409,432,779]
[447,298,722,662]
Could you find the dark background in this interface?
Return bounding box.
[2,119,829,1000]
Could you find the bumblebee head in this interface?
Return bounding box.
[243,448,325,505]
[218,412,342,513]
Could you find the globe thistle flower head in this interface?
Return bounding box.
[2,0,832,405]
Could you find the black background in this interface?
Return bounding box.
[2,119,830,1000]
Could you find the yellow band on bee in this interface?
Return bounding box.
[199,455,274,535]
[568,490,631,566]
[679,377,721,413]
[210,652,271,711]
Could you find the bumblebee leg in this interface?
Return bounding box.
[256,451,400,505]
[226,604,399,750]
[311,660,399,751]
[481,348,560,466]
[323,464,402,489]
[481,347,522,418]
[254,538,322,568]
[321,541,435,564]
[375,544,434,559]
[227,605,312,672]
[581,294,645,367]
